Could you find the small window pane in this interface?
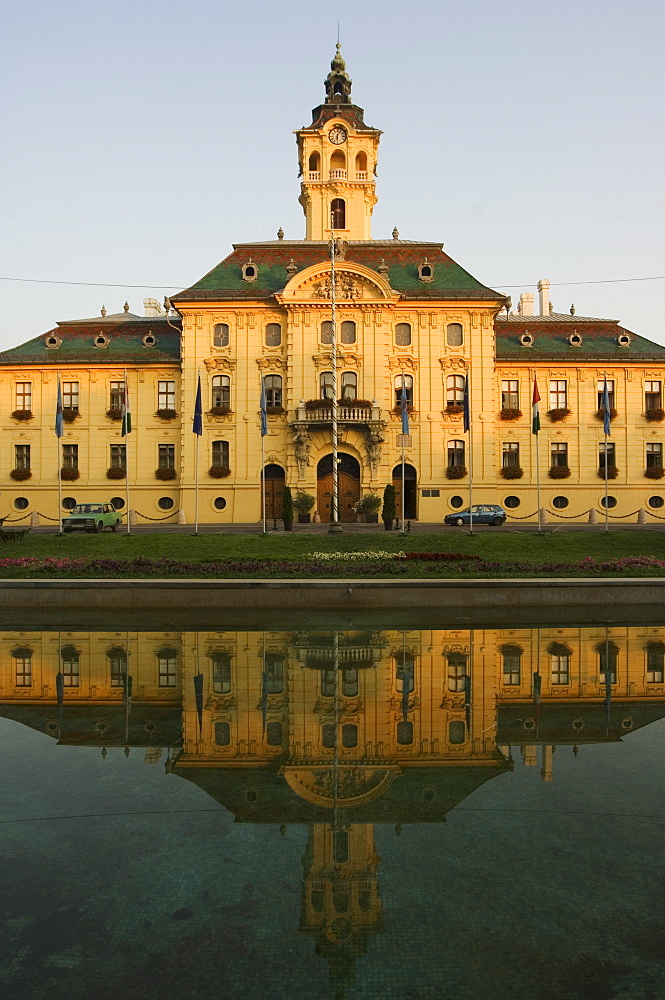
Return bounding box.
[397,721,414,745]
[265,323,282,346]
[341,321,356,344]
[446,323,463,347]
[395,323,412,346]
[215,721,231,746]
[212,653,231,693]
[158,381,176,410]
[266,721,282,746]
[342,724,358,748]
[320,320,333,344]
[214,323,229,347]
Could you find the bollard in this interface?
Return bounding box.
[312,511,321,522]
[177,509,187,524]
[129,509,137,526]
[588,509,597,524]
[407,520,412,533]
[637,509,647,525]
[30,512,39,526]
[540,508,548,524]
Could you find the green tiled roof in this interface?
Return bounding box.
[0,318,181,366]
[495,315,665,360]
[172,241,502,303]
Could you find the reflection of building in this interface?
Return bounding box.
[2,625,665,990]
[3,46,665,526]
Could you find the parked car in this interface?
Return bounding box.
[444,504,507,526]
[62,502,122,533]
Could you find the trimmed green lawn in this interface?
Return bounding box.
[1,529,665,577]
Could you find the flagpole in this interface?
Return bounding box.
[55,373,63,535]
[261,388,266,535]
[532,373,542,534]
[401,374,406,535]
[194,373,200,537]
[467,366,474,536]
[536,421,542,535]
[328,211,341,533]
[401,434,406,534]
[124,370,130,535]
[603,372,609,534]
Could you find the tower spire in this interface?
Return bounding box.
[325,43,352,104]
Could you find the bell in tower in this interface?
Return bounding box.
[325,43,352,104]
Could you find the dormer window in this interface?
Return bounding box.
[242,260,258,282]
[94,334,109,348]
[45,334,61,349]
[617,332,631,347]
[143,333,157,347]
[418,259,434,282]
[568,332,583,347]
[520,332,534,347]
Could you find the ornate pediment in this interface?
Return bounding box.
[256,357,287,372]
[439,356,467,371]
[388,356,419,373]
[277,262,399,305]
[203,356,237,373]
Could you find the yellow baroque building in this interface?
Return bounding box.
[2,45,665,525]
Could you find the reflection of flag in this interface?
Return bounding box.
[463,375,470,433]
[193,672,204,737]
[121,378,132,436]
[532,376,541,435]
[533,670,542,735]
[601,374,612,436]
[55,378,64,438]
[260,667,268,734]
[463,673,471,732]
[260,379,267,437]
[400,375,409,435]
[56,671,64,735]
[193,375,203,436]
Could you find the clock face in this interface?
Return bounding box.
[328,125,347,145]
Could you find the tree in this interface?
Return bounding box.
[282,485,294,530]
[382,483,396,530]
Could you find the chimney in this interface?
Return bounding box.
[143,297,163,317]
[538,278,550,317]
[518,292,534,316]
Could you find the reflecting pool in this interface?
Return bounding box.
[1,622,664,999]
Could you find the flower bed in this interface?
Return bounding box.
[11,409,33,421]
[208,465,231,478]
[155,467,177,480]
[155,409,177,420]
[106,467,126,479]
[501,466,523,479]
[446,466,467,479]
[547,408,571,422]
[499,408,522,421]
[10,467,31,481]
[645,409,665,422]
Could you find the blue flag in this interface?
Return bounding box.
[55,377,64,438]
[192,375,203,436]
[463,375,470,433]
[260,379,267,437]
[400,375,409,435]
[601,374,612,436]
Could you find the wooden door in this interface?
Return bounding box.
[263,464,285,520]
[317,454,361,522]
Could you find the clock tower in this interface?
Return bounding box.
[296,45,381,241]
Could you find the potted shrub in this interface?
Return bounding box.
[547,407,571,422]
[155,467,177,480]
[62,408,80,423]
[10,467,31,481]
[354,492,382,523]
[266,405,286,415]
[549,465,571,479]
[598,466,618,480]
[11,409,33,421]
[500,466,523,479]
[382,483,396,531]
[645,466,665,479]
[208,405,231,417]
[446,465,467,479]
[305,399,330,411]
[282,485,294,531]
[155,408,177,420]
[293,490,315,523]
[645,408,665,422]
[106,467,126,479]
[499,408,522,421]
[61,467,80,481]
[106,407,122,421]
[209,465,231,478]
[445,403,464,415]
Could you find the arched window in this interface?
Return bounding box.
[446,323,463,347]
[212,652,231,693]
[341,372,357,400]
[447,653,467,692]
[320,372,334,399]
[322,723,336,748]
[330,150,346,178]
[355,151,368,179]
[215,721,231,746]
[333,831,349,864]
[341,320,356,344]
[320,320,333,344]
[13,648,32,687]
[264,374,282,408]
[212,375,230,409]
[331,198,346,229]
[397,721,414,745]
[449,720,466,745]
[395,323,412,346]
[308,151,320,177]
[447,374,465,404]
[61,645,80,688]
[447,440,465,469]
[265,323,281,347]
[213,323,229,347]
[342,723,358,748]
[266,721,283,746]
[264,652,285,693]
[342,668,358,697]
[394,374,413,408]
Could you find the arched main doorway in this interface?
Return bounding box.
[317,454,361,523]
[263,464,285,520]
[392,463,417,520]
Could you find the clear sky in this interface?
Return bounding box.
[2,0,664,349]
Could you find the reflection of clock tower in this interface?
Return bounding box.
[296,44,381,240]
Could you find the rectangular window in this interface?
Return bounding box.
[62,652,80,687]
[158,380,176,410]
[264,375,282,408]
[502,654,521,685]
[158,655,177,687]
[110,444,126,470]
[551,654,570,685]
[62,444,78,470]
[62,382,79,411]
[647,649,664,684]
[396,654,415,693]
[110,652,127,687]
[15,382,32,411]
[597,379,615,410]
[421,489,440,497]
[15,655,32,687]
[645,381,662,412]
[549,380,567,410]
[646,443,662,468]
[447,655,467,692]
[502,442,520,468]
[212,376,230,408]
[551,442,568,467]
[14,444,30,470]
[212,441,229,468]
[158,444,175,470]
[110,381,125,410]
[598,442,616,473]
[212,654,232,693]
[501,379,519,410]
[321,669,335,698]
[447,440,465,468]
[341,372,357,400]
[342,668,358,698]
[598,648,617,684]
[265,653,284,694]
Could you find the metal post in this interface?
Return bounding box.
[194,374,200,536]
[329,212,342,533]
[124,369,131,535]
[536,423,542,533]
[468,366,474,535]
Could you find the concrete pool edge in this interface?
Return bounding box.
[1,577,665,608]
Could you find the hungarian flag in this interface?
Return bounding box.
[121,378,132,436]
[532,375,541,435]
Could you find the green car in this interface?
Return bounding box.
[62,502,122,533]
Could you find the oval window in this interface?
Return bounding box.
[110,497,125,510]
[648,496,664,509]
[62,497,77,510]
[450,495,464,509]
[213,497,227,510]
[600,496,617,509]
[13,497,29,510]
[552,496,569,509]
[158,497,175,510]
[503,496,520,509]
